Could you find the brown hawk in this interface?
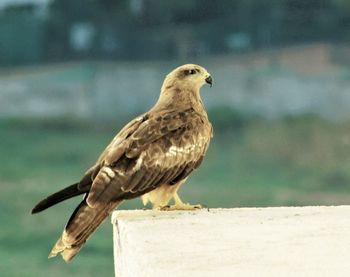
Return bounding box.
[32,64,213,261]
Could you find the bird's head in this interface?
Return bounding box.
[161,64,213,93]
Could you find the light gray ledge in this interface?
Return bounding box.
[112,206,350,277]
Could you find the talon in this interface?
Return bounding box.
[159,205,171,211]
[160,203,204,211]
[153,204,171,211]
[162,192,205,211]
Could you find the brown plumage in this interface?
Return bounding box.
[31,64,213,262]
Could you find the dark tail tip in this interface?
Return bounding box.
[31,204,43,214]
[31,183,86,215]
[31,198,50,214]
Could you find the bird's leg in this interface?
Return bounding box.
[160,192,202,211]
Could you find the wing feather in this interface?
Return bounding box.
[125,108,197,158]
[86,168,126,207]
[136,167,160,191]
[86,108,209,207]
[123,169,145,192]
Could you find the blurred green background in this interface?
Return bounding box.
[2,0,350,276]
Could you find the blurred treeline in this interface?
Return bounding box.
[2,0,350,65]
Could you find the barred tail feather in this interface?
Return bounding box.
[49,199,122,262]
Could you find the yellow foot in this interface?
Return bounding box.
[160,203,203,211]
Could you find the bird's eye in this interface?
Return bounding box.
[185,69,196,75]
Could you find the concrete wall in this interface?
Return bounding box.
[112,206,350,277]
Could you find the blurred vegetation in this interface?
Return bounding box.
[2,0,350,65]
[1,112,350,276]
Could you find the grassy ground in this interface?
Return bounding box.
[1,115,350,276]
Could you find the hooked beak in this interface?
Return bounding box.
[205,75,213,87]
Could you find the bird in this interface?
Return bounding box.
[31,64,213,262]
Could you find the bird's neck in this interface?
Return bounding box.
[152,86,203,113]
